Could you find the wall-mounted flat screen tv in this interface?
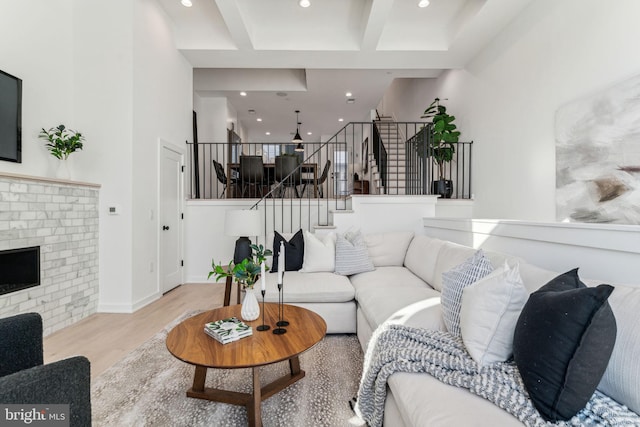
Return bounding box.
[0,69,22,163]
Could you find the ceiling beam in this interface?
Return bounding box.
[361,0,395,51]
[214,0,253,50]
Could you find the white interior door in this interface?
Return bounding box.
[160,144,183,294]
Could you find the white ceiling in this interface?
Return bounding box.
[156,0,532,142]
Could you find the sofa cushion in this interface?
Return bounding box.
[598,283,640,415]
[357,286,441,329]
[300,230,335,273]
[517,262,560,294]
[387,373,523,427]
[263,271,354,303]
[385,299,446,332]
[441,250,494,336]
[403,235,446,287]
[334,231,374,276]
[459,261,528,366]
[350,266,432,297]
[432,241,478,292]
[513,269,616,422]
[364,232,414,267]
[272,230,304,272]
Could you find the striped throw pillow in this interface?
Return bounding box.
[441,249,494,336]
[334,231,374,276]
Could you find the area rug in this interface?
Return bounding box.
[91,311,364,426]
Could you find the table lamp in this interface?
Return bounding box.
[225,209,262,264]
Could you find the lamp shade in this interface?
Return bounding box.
[292,130,303,143]
[225,209,261,237]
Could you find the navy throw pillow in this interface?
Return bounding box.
[271,230,304,272]
[513,268,616,422]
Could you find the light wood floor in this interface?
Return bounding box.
[43,282,241,379]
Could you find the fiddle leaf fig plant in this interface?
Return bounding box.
[38,124,85,160]
[208,244,272,289]
[420,98,461,180]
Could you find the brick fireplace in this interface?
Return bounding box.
[0,173,99,336]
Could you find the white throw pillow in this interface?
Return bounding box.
[459,261,528,366]
[300,230,336,273]
[441,249,494,337]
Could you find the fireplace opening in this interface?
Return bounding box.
[0,246,40,296]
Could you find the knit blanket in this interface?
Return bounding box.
[354,323,640,427]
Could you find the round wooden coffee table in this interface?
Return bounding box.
[166,303,327,427]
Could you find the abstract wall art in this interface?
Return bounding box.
[556,74,640,224]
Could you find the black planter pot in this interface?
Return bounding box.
[432,179,453,198]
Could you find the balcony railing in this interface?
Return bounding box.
[186,121,472,233]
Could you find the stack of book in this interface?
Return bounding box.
[204,317,253,344]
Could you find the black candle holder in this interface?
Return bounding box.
[273,282,287,334]
[256,289,270,331]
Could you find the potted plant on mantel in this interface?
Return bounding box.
[38,124,85,180]
[209,244,272,321]
[420,98,461,198]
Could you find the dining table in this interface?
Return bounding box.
[227,163,318,198]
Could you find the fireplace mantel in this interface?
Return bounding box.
[0,172,101,188]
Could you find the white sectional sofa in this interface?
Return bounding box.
[264,231,640,426]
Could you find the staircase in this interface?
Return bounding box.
[373,116,406,195]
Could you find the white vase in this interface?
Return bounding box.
[56,159,71,180]
[241,287,260,322]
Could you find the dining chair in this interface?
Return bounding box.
[274,155,301,198]
[301,159,331,198]
[213,159,237,198]
[239,155,265,198]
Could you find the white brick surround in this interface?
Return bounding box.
[0,173,99,336]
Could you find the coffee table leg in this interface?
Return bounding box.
[192,365,207,393]
[247,366,262,427]
[289,356,301,376]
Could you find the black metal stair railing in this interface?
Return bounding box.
[186,121,473,240]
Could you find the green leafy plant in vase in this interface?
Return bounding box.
[38,124,85,180]
[420,98,461,198]
[39,124,85,160]
[209,244,273,321]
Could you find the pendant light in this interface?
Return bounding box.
[292,110,304,151]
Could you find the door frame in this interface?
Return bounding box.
[158,139,185,294]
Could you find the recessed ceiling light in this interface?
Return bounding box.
[299,0,311,8]
[266,132,271,135]
[257,118,262,122]
[240,91,247,96]
[345,92,352,97]
[181,0,192,7]
[338,118,344,122]
[418,0,430,7]
[307,132,312,135]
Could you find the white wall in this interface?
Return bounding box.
[72,0,135,311]
[131,0,192,307]
[194,97,228,142]
[382,0,640,221]
[423,218,640,287]
[0,1,75,176]
[1,0,193,313]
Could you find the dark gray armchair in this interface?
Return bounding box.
[0,313,91,426]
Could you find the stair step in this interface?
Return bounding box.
[313,224,337,230]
